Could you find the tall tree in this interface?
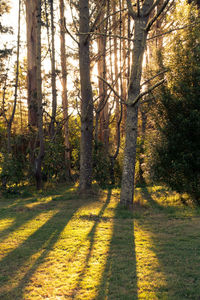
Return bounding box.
[120,0,171,207]
[35,0,44,189]
[2,0,21,153]
[97,1,109,151]
[26,0,44,188]
[25,0,38,127]
[79,0,94,191]
[49,0,57,138]
[59,0,71,177]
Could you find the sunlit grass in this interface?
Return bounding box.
[134,222,167,299]
[0,185,200,299]
[0,218,14,233]
[0,210,58,260]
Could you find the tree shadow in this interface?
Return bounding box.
[96,202,138,300]
[0,186,75,242]
[0,200,56,243]
[0,192,84,299]
[70,189,112,298]
[139,184,183,216]
[136,185,200,298]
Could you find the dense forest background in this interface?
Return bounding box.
[0,0,199,206]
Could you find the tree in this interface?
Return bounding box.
[49,0,57,138]
[79,0,94,191]
[59,0,71,178]
[25,0,38,127]
[25,0,44,189]
[97,0,109,152]
[0,0,13,82]
[120,0,171,207]
[148,4,200,203]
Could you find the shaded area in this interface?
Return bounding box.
[138,184,185,217]
[70,189,112,298]
[136,185,200,299]
[97,202,138,300]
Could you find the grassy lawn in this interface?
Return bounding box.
[0,185,200,299]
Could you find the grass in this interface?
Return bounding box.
[0,185,200,299]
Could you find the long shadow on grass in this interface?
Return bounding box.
[140,184,181,215]
[138,185,200,298]
[0,192,83,299]
[0,201,57,243]
[70,189,112,298]
[96,202,138,300]
[0,187,74,243]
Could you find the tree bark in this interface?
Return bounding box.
[79,0,94,191]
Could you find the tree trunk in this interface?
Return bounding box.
[138,106,147,184]
[35,0,44,190]
[120,18,148,207]
[79,0,93,191]
[113,0,120,140]
[120,0,171,207]
[59,0,70,178]
[49,0,57,138]
[25,0,38,127]
[97,2,109,151]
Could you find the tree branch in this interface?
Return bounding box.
[137,0,140,16]
[97,75,126,104]
[141,69,168,86]
[147,21,200,41]
[127,79,165,106]
[64,23,79,45]
[126,0,137,19]
[143,0,161,17]
[145,0,171,32]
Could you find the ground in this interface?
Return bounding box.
[0,184,200,299]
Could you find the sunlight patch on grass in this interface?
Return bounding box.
[134,220,167,299]
[0,218,14,233]
[20,192,116,299]
[0,210,58,260]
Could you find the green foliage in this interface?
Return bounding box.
[42,133,67,182]
[93,141,111,186]
[0,153,24,192]
[148,8,200,203]
[93,141,123,187]
[69,116,80,175]
[0,132,29,192]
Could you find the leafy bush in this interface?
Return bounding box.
[0,153,25,191]
[42,134,67,182]
[147,9,200,203]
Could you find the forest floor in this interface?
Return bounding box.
[0,184,200,299]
